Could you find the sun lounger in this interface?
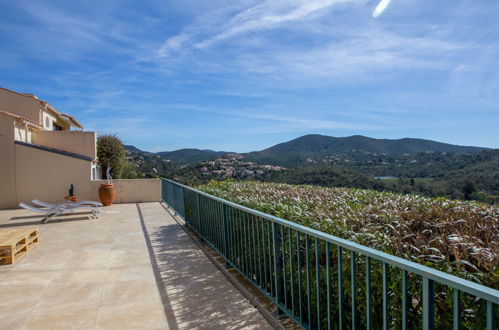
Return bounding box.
[32,201,100,216]
[19,202,99,223]
[66,200,102,207]
[32,199,102,208]
[31,200,100,217]
[19,203,60,223]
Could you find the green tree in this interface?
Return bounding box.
[97,134,126,180]
[462,179,476,200]
[121,160,140,179]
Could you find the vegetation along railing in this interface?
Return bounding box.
[161,178,498,329]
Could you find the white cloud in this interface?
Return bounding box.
[158,102,396,133]
[450,64,470,85]
[157,0,358,57]
[212,28,464,87]
[372,0,393,18]
[158,34,190,57]
[194,0,355,49]
[153,0,468,88]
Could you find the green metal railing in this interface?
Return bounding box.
[161,178,498,329]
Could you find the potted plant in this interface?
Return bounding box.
[98,168,116,206]
[64,184,78,202]
[96,134,125,206]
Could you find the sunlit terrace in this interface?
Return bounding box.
[0,203,273,330]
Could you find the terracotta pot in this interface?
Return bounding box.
[99,184,116,206]
[64,196,78,202]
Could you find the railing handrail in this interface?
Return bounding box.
[161,178,499,304]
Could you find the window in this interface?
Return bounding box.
[53,123,63,131]
[92,163,101,180]
[45,117,50,128]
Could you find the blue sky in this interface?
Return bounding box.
[1,0,498,152]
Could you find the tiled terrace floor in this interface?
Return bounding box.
[0,202,272,330]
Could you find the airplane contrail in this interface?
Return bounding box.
[372,0,392,18]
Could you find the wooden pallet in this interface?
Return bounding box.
[0,228,39,265]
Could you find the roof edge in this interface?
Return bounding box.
[15,141,94,161]
[0,109,43,129]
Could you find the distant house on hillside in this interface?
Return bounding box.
[0,87,99,209]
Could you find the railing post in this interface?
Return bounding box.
[487,301,495,330]
[453,289,460,330]
[272,222,282,305]
[383,262,389,330]
[194,192,200,231]
[169,182,174,208]
[402,270,408,330]
[222,204,229,260]
[338,246,344,330]
[366,256,371,330]
[423,277,435,330]
[181,187,186,218]
[172,184,177,216]
[351,251,357,330]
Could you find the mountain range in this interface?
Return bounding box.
[126,134,488,166]
[124,134,497,202]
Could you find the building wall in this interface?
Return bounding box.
[1,141,161,208]
[32,131,97,158]
[0,89,70,131]
[0,88,41,124]
[89,179,161,204]
[0,116,16,209]
[0,89,161,208]
[14,143,95,207]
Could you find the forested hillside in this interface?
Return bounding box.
[243,134,488,167]
[123,135,498,203]
[267,150,499,202]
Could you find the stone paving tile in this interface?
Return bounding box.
[105,248,150,267]
[105,264,155,282]
[95,302,167,330]
[0,284,46,317]
[36,281,104,309]
[23,304,99,330]
[63,250,113,270]
[50,268,110,284]
[13,249,74,271]
[0,269,57,286]
[99,280,159,307]
[1,311,32,330]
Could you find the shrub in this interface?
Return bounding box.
[97,134,126,180]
